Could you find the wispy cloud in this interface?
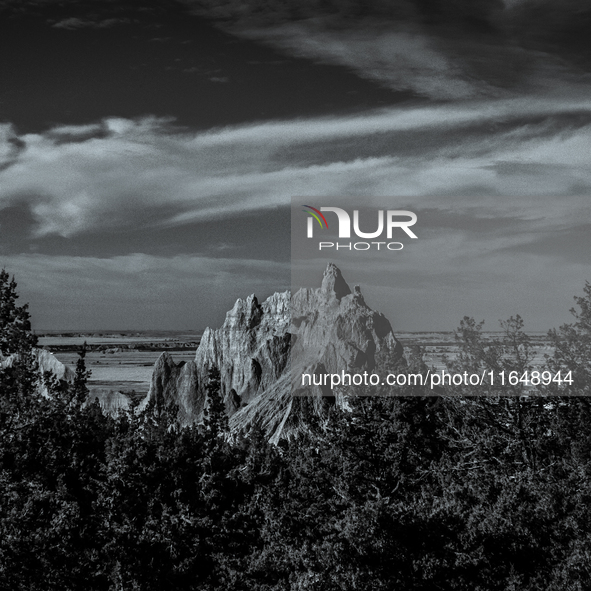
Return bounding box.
[1,99,591,241]
[187,0,591,100]
[237,24,498,100]
[51,17,131,29]
[2,97,591,329]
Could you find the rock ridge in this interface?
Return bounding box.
[142,263,404,439]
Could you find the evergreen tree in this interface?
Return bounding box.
[72,342,91,408]
[0,269,40,414]
[0,269,37,356]
[203,365,228,441]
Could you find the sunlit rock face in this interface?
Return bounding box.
[85,389,131,416]
[139,353,203,424]
[139,292,291,423]
[1,348,134,414]
[142,263,404,439]
[35,349,76,384]
[0,348,76,397]
[195,290,292,411]
[290,263,403,388]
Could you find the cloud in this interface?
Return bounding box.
[238,19,591,100]
[1,98,591,240]
[5,237,584,332]
[185,0,504,25]
[0,124,25,169]
[184,0,591,100]
[237,24,498,100]
[51,16,131,29]
[6,1,591,101]
[1,99,591,330]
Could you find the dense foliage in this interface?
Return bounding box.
[1,271,591,590]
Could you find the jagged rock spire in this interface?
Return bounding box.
[321,262,351,300]
[143,263,403,441]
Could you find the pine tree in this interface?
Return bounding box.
[203,364,228,441]
[0,270,40,429]
[72,342,91,408]
[0,269,37,356]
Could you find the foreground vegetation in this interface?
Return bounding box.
[1,269,591,590]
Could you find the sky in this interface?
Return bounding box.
[1,0,591,332]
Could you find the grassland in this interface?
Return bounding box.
[37,331,201,396]
[37,330,553,397]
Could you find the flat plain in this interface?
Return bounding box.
[38,330,553,396]
[38,331,201,395]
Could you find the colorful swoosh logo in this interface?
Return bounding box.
[302,205,328,229]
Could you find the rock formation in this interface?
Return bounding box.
[1,347,132,412]
[140,353,202,423]
[142,263,404,440]
[85,388,132,416]
[0,348,76,397]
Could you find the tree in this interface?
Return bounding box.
[441,315,550,472]
[0,273,112,590]
[203,365,228,443]
[0,269,37,356]
[71,342,91,408]
[546,281,591,397]
[543,281,591,471]
[0,269,40,413]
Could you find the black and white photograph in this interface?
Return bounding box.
[1,1,591,589]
